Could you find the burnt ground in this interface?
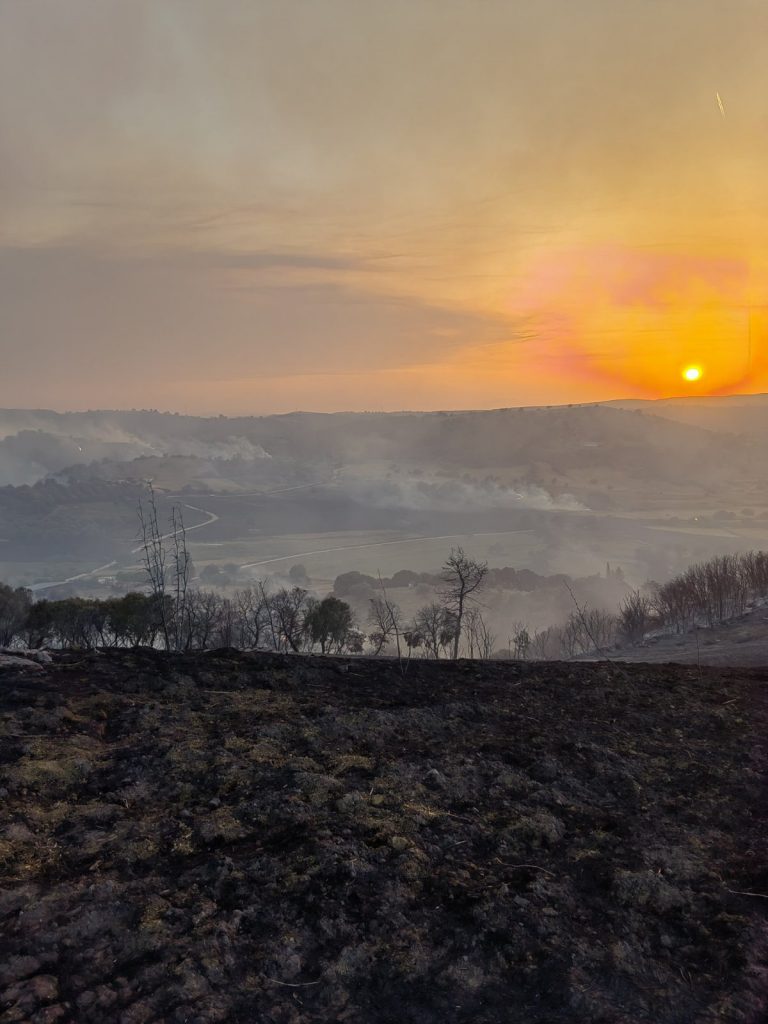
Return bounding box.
[609,606,768,667]
[0,651,767,1024]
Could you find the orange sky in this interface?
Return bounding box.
[1,0,767,413]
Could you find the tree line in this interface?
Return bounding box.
[0,485,495,659]
[637,550,768,635]
[4,485,766,660]
[529,549,768,658]
[0,548,491,659]
[0,586,361,655]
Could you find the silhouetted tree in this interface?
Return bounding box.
[413,603,456,659]
[617,589,655,644]
[368,594,403,656]
[509,622,531,660]
[269,587,310,652]
[440,547,488,659]
[22,600,55,648]
[304,595,354,654]
[0,584,32,646]
[107,593,164,647]
[465,608,496,660]
[137,483,192,650]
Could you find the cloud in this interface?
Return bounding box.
[1,0,767,412]
[0,243,515,410]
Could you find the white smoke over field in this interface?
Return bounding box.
[337,473,586,513]
[151,438,271,461]
[0,422,271,487]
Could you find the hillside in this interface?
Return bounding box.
[1,650,766,1023]
[7,400,768,594]
[2,403,765,498]
[611,604,768,667]
[608,393,768,436]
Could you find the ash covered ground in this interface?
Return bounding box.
[1,650,767,1023]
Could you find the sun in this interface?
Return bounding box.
[682,365,702,382]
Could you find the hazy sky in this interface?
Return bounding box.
[2,0,767,413]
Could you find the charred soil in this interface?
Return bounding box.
[1,650,767,1023]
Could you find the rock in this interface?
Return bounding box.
[388,835,411,852]
[32,1005,67,1024]
[29,975,59,1001]
[94,984,119,1010]
[119,997,156,1024]
[613,870,685,912]
[26,650,54,665]
[5,822,35,842]
[529,757,559,783]
[512,810,566,846]
[76,991,97,1010]
[4,974,60,1016]
[0,647,52,665]
[0,955,42,985]
[335,793,364,813]
[423,768,447,790]
[0,654,43,672]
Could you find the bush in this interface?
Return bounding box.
[0,584,32,646]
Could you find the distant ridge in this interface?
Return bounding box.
[606,391,768,408]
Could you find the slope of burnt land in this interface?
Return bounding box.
[0,651,766,1024]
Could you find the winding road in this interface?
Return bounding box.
[239,529,533,571]
[29,488,533,592]
[30,503,220,592]
[128,504,219,555]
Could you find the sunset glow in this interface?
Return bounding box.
[683,366,702,382]
[0,1,767,413]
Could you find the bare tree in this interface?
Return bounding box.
[617,588,655,644]
[563,581,617,658]
[561,612,583,658]
[258,580,281,651]
[440,547,488,659]
[137,483,194,650]
[0,584,32,647]
[178,590,219,650]
[170,504,192,651]
[741,550,768,597]
[529,625,565,660]
[651,551,762,634]
[561,606,617,658]
[368,594,403,656]
[509,622,531,660]
[402,628,424,657]
[137,483,171,649]
[270,586,310,652]
[465,608,496,660]
[232,586,270,649]
[653,575,694,633]
[413,603,456,659]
